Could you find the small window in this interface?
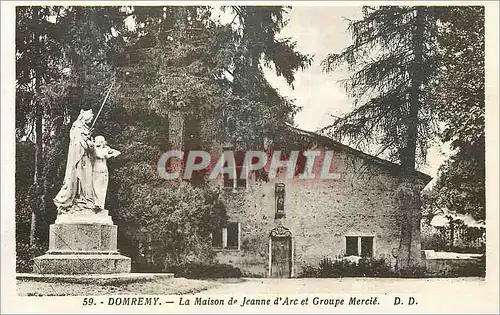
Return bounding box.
[346,235,374,257]
[345,236,358,256]
[221,151,247,188]
[212,223,240,250]
[223,173,233,188]
[226,223,239,249]
[222,146,235,188]
[236,173,247,188]
[183,149,204,185]
[294,151,308,176]
[212,228,223,248]
[361,237,374,257]
[235,151,247,188]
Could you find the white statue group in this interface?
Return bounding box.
[54,109,121,213]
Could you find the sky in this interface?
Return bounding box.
[259,6,449,179]
[264,6,362,131]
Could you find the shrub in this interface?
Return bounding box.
[115,181,228,272]
[300,264,319,278]
[395,265,428,278]
[358,256,393,277]
[170,262,242,279]
[300,254,485,278]
[450,263,485,277]
[421,231,449,251]
[300,256,394,278]
[16,242,47,273]
[318,257,358,277]
[448,254,485,277]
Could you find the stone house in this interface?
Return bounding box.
[208,126,431,278]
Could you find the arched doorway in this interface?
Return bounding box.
[268,224,293,278]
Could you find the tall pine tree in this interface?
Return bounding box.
[321,6,439,270]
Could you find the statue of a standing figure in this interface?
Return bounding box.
[54,109,96,212]
[93,135,121,209]
[35,106,132,276]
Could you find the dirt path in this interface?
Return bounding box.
[201,277,485,294]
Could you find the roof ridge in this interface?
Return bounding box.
[284,124,432,183]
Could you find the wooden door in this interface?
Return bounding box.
[271,237,291,278]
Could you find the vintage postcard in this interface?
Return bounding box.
[1,1,499,314]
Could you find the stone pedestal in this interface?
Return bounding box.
[33,210,131,275]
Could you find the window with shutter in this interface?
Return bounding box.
[345,236,358,256]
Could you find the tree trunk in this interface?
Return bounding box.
[396,7,425,271]
[74,8,85,105]
[166,7,188,176]
[450,222,455,247]
[29,6,43,246]
[173,6,187,40]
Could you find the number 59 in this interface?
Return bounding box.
[83,298,94,306]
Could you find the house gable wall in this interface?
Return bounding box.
[213,144,427,277]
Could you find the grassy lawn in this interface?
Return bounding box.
[17,277,220,296]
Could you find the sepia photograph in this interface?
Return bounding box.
[1,1,498,314]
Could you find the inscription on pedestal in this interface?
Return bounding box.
[34,222,131,275]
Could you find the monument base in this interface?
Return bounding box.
[17,272,173,285]
[33,253,131,274]
[33,211,131,275]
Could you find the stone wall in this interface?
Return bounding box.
[422,250,485,276]
[213,146,428,277]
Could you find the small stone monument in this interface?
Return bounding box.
[33,109,131,274]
